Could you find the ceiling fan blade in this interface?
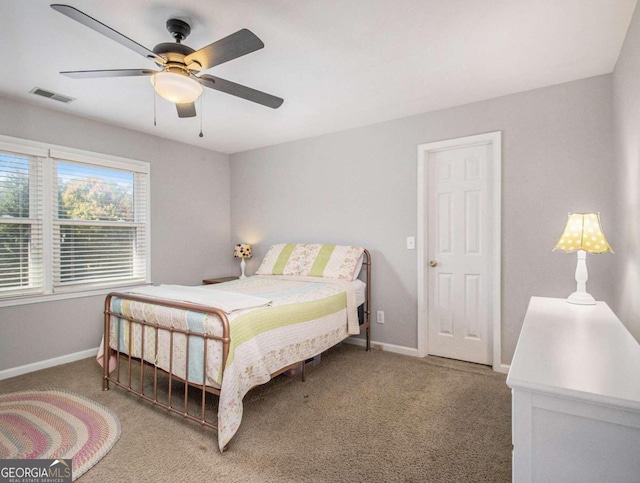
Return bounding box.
[176,102,197,118]
[198,75,284,109]
[184,29,264,71]
[51,4,165,64]
[61,69,156,79]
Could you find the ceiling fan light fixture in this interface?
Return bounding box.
[151,71,202,103]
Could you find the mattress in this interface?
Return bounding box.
[353,278,366,306]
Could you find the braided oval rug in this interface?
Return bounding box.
[0,389,121,480]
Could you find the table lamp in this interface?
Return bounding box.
[553,212,613,305]
[234,243,252,279]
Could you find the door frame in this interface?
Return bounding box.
[416,131,503,371]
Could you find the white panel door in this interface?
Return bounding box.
[427,143,492,364]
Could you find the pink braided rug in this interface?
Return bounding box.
[0,389,120,480]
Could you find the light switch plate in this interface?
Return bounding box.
[407,236,415,250]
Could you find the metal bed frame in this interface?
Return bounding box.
[102,249,371,450]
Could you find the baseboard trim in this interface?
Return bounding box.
[0,347,99,381]
[0,344,508,381]
[345,337,419,357]
[346,337,510,373]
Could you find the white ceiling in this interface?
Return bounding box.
[2,0,636,154]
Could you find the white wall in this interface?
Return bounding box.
[0,96,233,371]
[230,75,616,364]
[613,3,640,341]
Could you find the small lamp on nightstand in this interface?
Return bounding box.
[234,243,252,279]
[553,212,613,305]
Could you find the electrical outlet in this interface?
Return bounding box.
[377,310,384,323]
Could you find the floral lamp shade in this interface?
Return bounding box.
[234,243,252,259]
[554,212,613,254]
[554,212,612,305]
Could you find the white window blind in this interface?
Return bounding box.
[52,159,148,290]
[0,151,44,296]
[0,135,150,303]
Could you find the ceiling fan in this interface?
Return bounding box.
[50,4,284,119]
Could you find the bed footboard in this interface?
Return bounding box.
[103,292,232,431]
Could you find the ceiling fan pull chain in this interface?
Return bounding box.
[153,76,157,127]
[199,95,204,138]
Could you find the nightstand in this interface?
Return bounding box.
[202,276,238,285]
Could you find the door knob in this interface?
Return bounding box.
[429,260,438,267]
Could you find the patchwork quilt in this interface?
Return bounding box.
[107,275,359,450]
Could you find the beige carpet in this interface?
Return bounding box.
[0,343,511,482]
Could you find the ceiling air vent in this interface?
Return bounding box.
[29,87,75,104]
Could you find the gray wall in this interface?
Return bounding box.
[0,96,233,371]
[613,3,640,341]
[1,66,626,371]
[230,75,616,365]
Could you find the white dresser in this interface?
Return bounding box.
[507,297,640,483]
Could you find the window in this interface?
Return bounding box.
[0,136,149,302]
[0,151,43,297]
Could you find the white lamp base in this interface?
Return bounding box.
[239,258,247,279]
[567,291,596,305]
[567,249,596,305]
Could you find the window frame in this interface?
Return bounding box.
[0,135,151,307]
